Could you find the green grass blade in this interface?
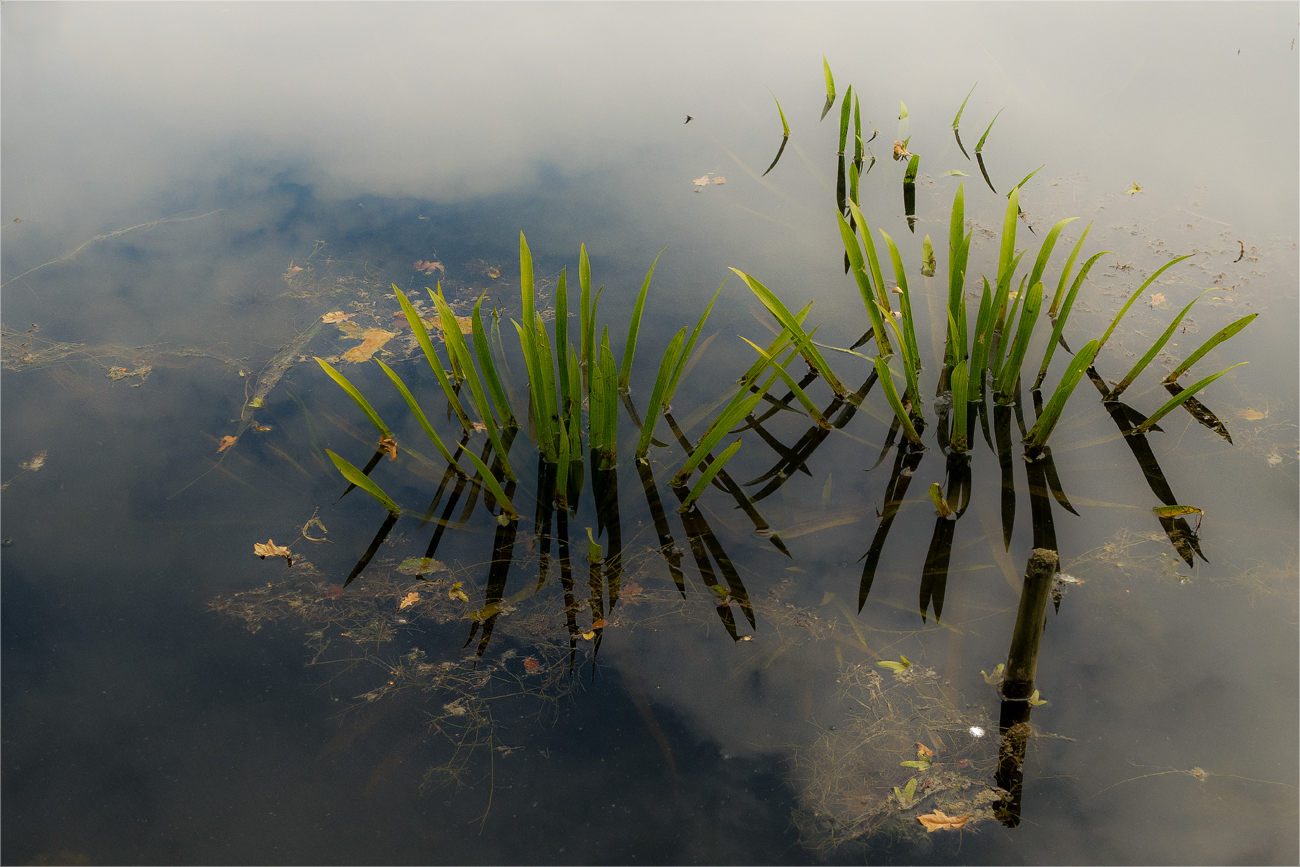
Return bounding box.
[434,292,518,480]
[459,445,519,520]
[1049,221,1093,317]
[847,200,895,322]
[555,268,572,420]
[975,107,1004,152]
[1034,250,1109,390]
[991,273,1028,383]
[838,84,853,155]
[904,154,920,184]
[998,187,1020,287]
[327,449,400,514]
[821,55,836,121]
[952,82,977,129]
[951,357,969,452]
[734,303,808,387]
[1164,313,1256,383]
[394,286,472,434]
[921,234,936,278]
[1024,339,1099,453]
[680,439,743,511]
[969,276,996,380]
[1097,254,1196,352]
[770,91,790,137]
[636,328,687,459]
[1027,217,1079,291]
[314,357,393,439]
[579,243,592,394]
[879,229,924,382]
[739,335,830,427]
[672,388,768,487]
[836,209,893,355]
[1106,289,1214,400]
[947,186,969,366]
[619,249,664,393]
[853,93,863,166]
[375,359,467,476]
[531,313,560,460]
[873,300,922,415]
[1009,164,1045,196]
[1134,363,1249,435]
[874,356,923,447]
[471,299,515,428]
[993,280,1044,401]
[730,268,845,396]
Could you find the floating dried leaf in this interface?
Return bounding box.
[581,630,596,640]
[591,618,608,629]
[1149,293,1166,306]
[917,810,970,832]
[217,436,238,453]
[321,311,354,324]
[379,435,398,461]
[396,557,445,576]
[915,742,935,758]
[1126,181,1143,195]
[1236,408,1267,420]
[414,260,445,274]
[486,266,500,279]
[892,140,913,160]
[253,538,294,565]
[398,591,421,610]
[341,329,397,363]
[19,451,47,472]
[448,582,469,603]
[523,656,541,673]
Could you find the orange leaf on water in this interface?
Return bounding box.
[917,810,970,832]
[398,591,421,610]
[915,742,935,758]
[253,538,294,565]
[321,311,354,324]
[379,435,398,460]
[341,329,397,363]
[217,435,238,453]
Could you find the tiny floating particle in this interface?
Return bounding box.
[969,726,985,738]
[523,656,541,673]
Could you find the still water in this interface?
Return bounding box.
[3,4,1297,864]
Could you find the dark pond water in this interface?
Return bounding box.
[3,4,1298,864]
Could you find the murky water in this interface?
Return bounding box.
[3,5,1297,864]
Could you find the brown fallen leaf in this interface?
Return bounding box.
[398,591,421,610]
[341,329,397,363]
[917,810,970,832]
[285,265,304,275]
[692,173,712,187]
[321,311,354,324]
[413,259,445,274]
[433,314,474,336]
[253,538,294,565]
[448,582,469,603]
[1149,293,1166,306]
[1236,408,1267,420]
[915,742,935,758]
[379,435,398,461]
[893,140,913,160]
[591,618,608,629]
[712,176,726,185]
[217,435,238,453]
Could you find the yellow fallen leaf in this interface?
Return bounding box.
[1149,293,1166,306]
[486,266,500,279]
[217,435,238,453]
[414,259,445,274]
[341,329,397,363]
[379,435,398,461]
[581,630,596,640]
[253,538,294,565]
[712,176,726,185]
[433,315,474,336]
[321,311,353,324]
[692,174,712,187]
[399,591,421,610]
[449,582,469,603]
[1127,181,1143,195]
[917,810,970,832]
[1236,409,1267,420]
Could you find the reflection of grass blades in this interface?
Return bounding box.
[679,439,742,511]
[1035,250,1107,390]
[375,359,467,477]
[636,328,687,460]
[1023,339,1099,456]
[393,286,472,434]
[730,267,846,397]
[992,280,1044,403]
[1163,313,1257,383]
[327,449,400,514]
[590,331,619,467]
[1133,363,1249,435]
[739,335,830,428]
[874,356,923,447]
[1105,288,1213,401]
[1096,254,1195,351]
[433,290,517,481]
[974,107,1004,153]
[619,250,663,393]
[315,357,394,439]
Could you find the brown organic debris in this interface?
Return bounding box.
[379,435,398,461]
[253,539,294,566]
[917,810,970,832]
[216,436,238,453]
[414,260,445,274]
[340,329,397,363]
